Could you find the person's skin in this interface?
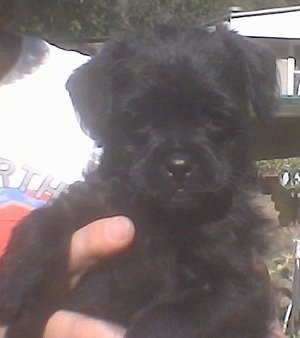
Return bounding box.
[0,216,284,338]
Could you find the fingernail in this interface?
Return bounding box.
[106,216,134,242]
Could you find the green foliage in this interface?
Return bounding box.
[269,253,292,278]
[11,0,300,40]
[16,0,121,39]
[257,158,300,175]
[125,0,232,30]
[251,0,299,10]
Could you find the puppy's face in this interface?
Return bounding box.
[110,75,247,212]
[67,26,278,213]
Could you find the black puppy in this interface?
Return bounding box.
[0,26,278,338]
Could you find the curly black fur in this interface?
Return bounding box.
[0,25,278,338]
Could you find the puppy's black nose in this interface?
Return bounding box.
[165,153,192,181]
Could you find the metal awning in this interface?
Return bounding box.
[230,6,300,39]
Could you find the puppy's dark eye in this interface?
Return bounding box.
[128,113,146,130]
[125,111,151,142]
[205,115,227,131]
[203,114,234,140]
[129,125,151,142]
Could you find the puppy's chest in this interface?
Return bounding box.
[71,223,243,325]
[110,215,228,294]
[110,235,214,301]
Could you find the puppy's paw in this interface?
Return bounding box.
[0,258,36,323]
[0,278,24,323]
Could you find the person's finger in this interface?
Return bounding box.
[69,216,135,274]
[0,326,6,338]
[266,321,284,338]
[43,311,125,338]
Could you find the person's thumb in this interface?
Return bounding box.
[43,310,126,338]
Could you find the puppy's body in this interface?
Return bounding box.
[0,26,277,338]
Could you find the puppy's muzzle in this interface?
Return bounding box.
[164,152,192,183]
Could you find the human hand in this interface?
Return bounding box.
[267,321,284,338]
[44,216,134,338]
[0,216,285,338]
[43,311,126,338]
[67,216,135,287]
[0,216,135,338]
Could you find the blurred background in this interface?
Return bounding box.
[5,0,300,44]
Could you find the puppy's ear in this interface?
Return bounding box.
[67,57,105,143]
[220,28,279,125]
[242,37,279,125]
[66,41,133,143]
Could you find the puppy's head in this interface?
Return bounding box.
[67,26,278,213]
